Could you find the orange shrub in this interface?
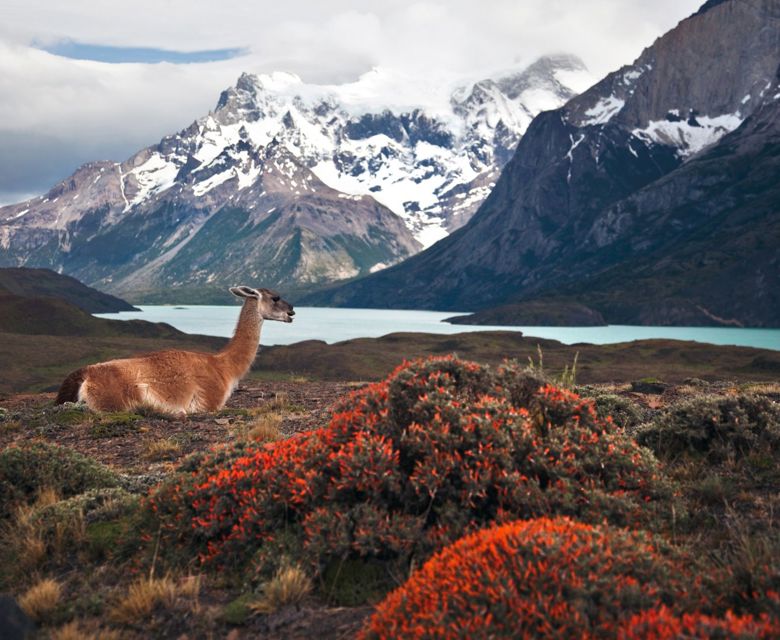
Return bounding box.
[361,518,702,640]
[148,357,670,568]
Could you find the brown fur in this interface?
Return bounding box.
[55,367,86,404]
[54,287,294,415]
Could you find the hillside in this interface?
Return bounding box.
[0,267,136,313]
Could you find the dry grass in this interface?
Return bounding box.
[247,413,283,443]
[36,486,61,508]
[267,391,290,411]
[110,574,200,625]
[143,438,182,462]
[110,576,178,624]
[250,563,312,615]
[9,506,48,571]
[51,621,122,640]
[19,577,63,622]
[3,487,82,575]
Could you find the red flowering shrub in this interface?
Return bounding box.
[618,607,780,639]
[148,357,670,568]
[360,517,702,640]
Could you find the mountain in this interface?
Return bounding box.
[304,0,780,327]
[0,56,590,302]
[0,267,136,313]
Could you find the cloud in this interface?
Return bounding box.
[0,0,704,203]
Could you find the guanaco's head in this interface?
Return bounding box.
[229,286,295,322]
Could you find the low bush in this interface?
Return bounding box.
[360,517,704,640]
[0,442,120,519]
[637,394,780,464]
[148,357,670,573]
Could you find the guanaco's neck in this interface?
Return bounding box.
[219,298,263,378]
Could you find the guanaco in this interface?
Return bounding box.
[55,286,294,416]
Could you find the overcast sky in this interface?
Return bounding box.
[0,0,703,205]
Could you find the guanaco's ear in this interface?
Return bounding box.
[229,286,260,299]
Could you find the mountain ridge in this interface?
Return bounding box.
[302,0,780,327]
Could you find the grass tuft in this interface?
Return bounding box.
[250,563,312,614]
[19,577,63,623]
[110,576,178,624]
[110,574,200,625]
[247,413,283,443]
[143,438,182,462]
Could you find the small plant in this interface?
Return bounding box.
[558,351,578,389]
[360,517,702,639]
[19,577,63,623]
[526,345,578,388]
[250,562,312,614]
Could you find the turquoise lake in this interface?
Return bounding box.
[95,306,780,352]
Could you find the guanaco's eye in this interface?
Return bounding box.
[273,296,280,302]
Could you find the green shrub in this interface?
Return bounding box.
[0,442,120,518]
[637,394,780,464]
[578,388,647,432]
[31,487,137,529]
[148,357,671,574]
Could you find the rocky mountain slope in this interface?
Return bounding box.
[306,0,780,327]
[0,56,590,302]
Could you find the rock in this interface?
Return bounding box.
[0,595,36,640]
[631,380,670,395]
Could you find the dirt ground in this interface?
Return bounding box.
[0,381,355,475]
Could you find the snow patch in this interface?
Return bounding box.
[632,112,743,157]
[192,169,234,196]
[623,69,643,85]
[564,134,585,184]
[582,95,625,126]
[125,154,179,209]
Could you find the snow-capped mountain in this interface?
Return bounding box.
[305,0,780,327]
[204,54,590,246]
[0,55,590,301]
